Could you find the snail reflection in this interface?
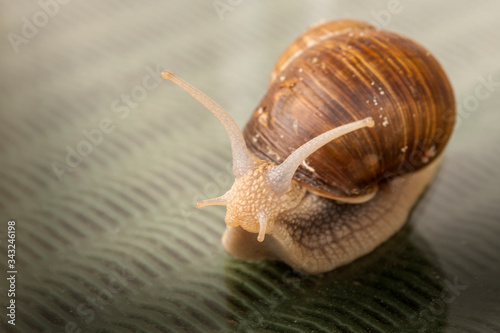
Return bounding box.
[225,224,449,332]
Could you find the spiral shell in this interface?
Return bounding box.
[243,20,455,201]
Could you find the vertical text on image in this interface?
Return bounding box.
[6,220,17,326]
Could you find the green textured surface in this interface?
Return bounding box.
[1,1,499,332]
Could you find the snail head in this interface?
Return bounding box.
[162,70,374,242]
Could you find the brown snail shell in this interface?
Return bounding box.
[244,19,455,202]
[162,19,455,274]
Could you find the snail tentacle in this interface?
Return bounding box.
[161,70,257,177]
[268,117,375,194]
[257,211,268,242]
[196,192,230,208]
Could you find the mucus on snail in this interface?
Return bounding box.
[163,19,455,274]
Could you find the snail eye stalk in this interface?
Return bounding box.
[161,70,257,178]
[267,117,375,194]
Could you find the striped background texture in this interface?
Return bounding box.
[1,1,499,332]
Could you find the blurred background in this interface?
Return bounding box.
[1,1,499,332]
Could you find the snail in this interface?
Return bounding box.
[162,19,455,274]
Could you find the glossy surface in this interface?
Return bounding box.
[0,1,499,332]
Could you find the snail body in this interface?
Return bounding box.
[163,19,455,274]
